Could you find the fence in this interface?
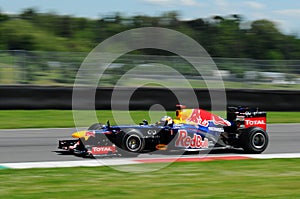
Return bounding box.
[1,86,299,111]
[0,50,299,89]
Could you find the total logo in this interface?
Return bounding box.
[244,117,267,130]
[175,130,209,149]
[91,146,116,154]
[245,120,266,125]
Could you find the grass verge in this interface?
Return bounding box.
[0,110,299,129]
[0,159,300,198]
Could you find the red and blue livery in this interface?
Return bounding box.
[58,105,268,157]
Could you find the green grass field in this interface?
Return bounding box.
[0,110,299,129]
[0,159,300,198]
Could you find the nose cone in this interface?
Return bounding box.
[72,131,86,138]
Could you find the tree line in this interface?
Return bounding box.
[0,8,300,60]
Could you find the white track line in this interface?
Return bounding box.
[1,153,300,169]
[0,159,141,169]
[244,153,300,159]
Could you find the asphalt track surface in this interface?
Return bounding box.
[0,124,299,163]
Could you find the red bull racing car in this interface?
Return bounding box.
[58,105,268,157]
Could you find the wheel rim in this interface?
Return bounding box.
[126,135,142,152]
[252,132,266,149]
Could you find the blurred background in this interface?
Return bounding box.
[0,0,299,89]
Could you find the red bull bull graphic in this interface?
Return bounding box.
[85,131,95,137]
[187,109,231,127]
[176,108,231,127]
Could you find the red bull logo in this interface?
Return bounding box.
[175,130,209,148]
[186,109,231,127]
[85,131,95,137]
[187,109,209,126]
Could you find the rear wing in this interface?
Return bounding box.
[227,106,267,131]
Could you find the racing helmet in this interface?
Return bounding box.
[158,116,173,126]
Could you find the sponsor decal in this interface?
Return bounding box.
[245,117,266,130]
[85,131,95,137]
[147,130,157,135]
[208,126,224,132]
[187,109,209,127]
[175,130,209,148]
[155,144,168,151]
[186,109,231,127]
[212,115,231,126]
[245,119,266,125]
[91,146,116,155]
[143,135,160,139]
[185,128,199,132]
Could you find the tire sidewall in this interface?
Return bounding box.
[122,130,145,153]
[240,127,269,153]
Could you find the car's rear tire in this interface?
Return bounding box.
[239,127,269,154]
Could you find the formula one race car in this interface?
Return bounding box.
[58,105,268,157]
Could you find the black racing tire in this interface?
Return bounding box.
[122,130,145,154]
[239,127,269,154]
[88,123,103,130]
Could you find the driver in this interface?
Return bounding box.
[157,116,173,126]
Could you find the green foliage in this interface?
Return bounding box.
[0,10,299,60]
[0,10,300,84]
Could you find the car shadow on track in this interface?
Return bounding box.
[53,150,88,158]
[53,148,248,159]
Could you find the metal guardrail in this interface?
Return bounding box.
[0,50,299,89]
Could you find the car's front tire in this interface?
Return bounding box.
[121,130,145,155]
